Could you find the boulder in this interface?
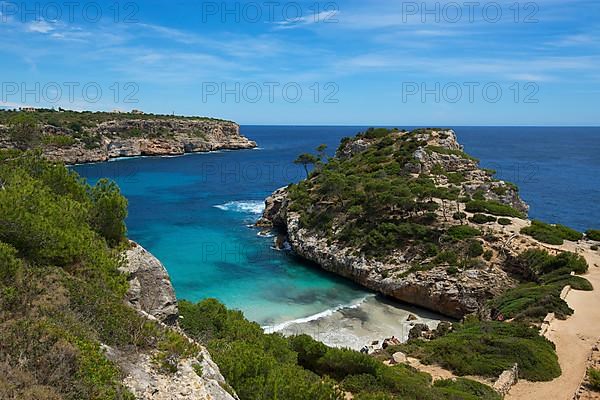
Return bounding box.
[122,242,178,325]
[392,352,408,364]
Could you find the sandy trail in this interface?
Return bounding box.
[507,243,600,400]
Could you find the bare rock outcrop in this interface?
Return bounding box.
[114,242,236,400]
[122,242,179,325]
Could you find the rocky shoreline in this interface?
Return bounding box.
[112,241,237,400]
[258,129,534,319]
[0,118,256,164]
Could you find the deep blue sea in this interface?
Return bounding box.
[73,126,600,326]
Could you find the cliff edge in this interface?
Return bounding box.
[109,241,236,400]
[259,128,533,318]
[0,111,256,164]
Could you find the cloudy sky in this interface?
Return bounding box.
[1,0,599,125]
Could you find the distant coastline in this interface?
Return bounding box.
[0,109,257,164]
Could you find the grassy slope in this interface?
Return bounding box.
[0,150,197,399]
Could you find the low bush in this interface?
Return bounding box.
[465,200,525,218]
[521,221,583,245]
[433,378,501,400]
[399,321,560,381]
[470,214,496,224]
[467,240,484,257]
[180,301,501,400]
[491,250,591,322]
[498,218,512,226]
[453,212,467,221]
[586,230,600,241]
[589,368,600,391]
[42,134,76,147]
[447,225,481,240]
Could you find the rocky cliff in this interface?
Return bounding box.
[0,117,256,164]
[259,128,532,319]
[111,242,236,400]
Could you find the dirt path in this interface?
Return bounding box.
[507,243,600,400]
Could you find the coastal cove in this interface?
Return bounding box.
[73,126,600,344]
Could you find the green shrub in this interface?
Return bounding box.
[7,113,42,148]
[447,172,465,184]
[289,334,328,371]
[483,250,493,261]
[453,212,467,220]
[586,230,600,241]
[316,348,380,380]
[467,240,484,257]
[427,145,479,162]
[447,225,481,240]
[589,368,600,391]
[399,321,560,381]
[469,214,496,224]
[433,378,501,400]
[491,250,591,322]
[89,179,128,246]
[465,200,525,218]
[42,134,76,147]
[0,151,145,399]
[521,221,583,245]
[446,266,460,275]
[498,218,512,226]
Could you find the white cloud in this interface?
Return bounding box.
[27,20,55,33]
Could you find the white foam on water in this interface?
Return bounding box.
[262,294,376,333]
[214,200,265,215]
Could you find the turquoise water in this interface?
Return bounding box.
[73,126,600,326]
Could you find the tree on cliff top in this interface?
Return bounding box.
[8,113,42,149]
[294,153,318,179]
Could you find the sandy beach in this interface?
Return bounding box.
[265,295,445,350]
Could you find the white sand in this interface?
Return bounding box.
[267,295,444,350]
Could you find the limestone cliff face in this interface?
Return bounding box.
[112,242,236,400]
[0,118,256,164]
[259,129,525,319]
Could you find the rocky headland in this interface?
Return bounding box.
[0,112,256,164]
[257,128,580,319]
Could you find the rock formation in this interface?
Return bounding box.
[0,118,256,164]
[122,241,179,325]
[259,129,529,319]
[112,241,236,400]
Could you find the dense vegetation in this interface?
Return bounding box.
[394,248,591,383]
[179,299,501,400]
[586,229,600,241]
[0,108,227,126]
[490,250,592,322]
[0,109,228,150]
[398,320,560,381]
[0,150,198,399]
[287,128,523,270]
[521,220,583,245]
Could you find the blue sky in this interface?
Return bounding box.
[1,0,599,125]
